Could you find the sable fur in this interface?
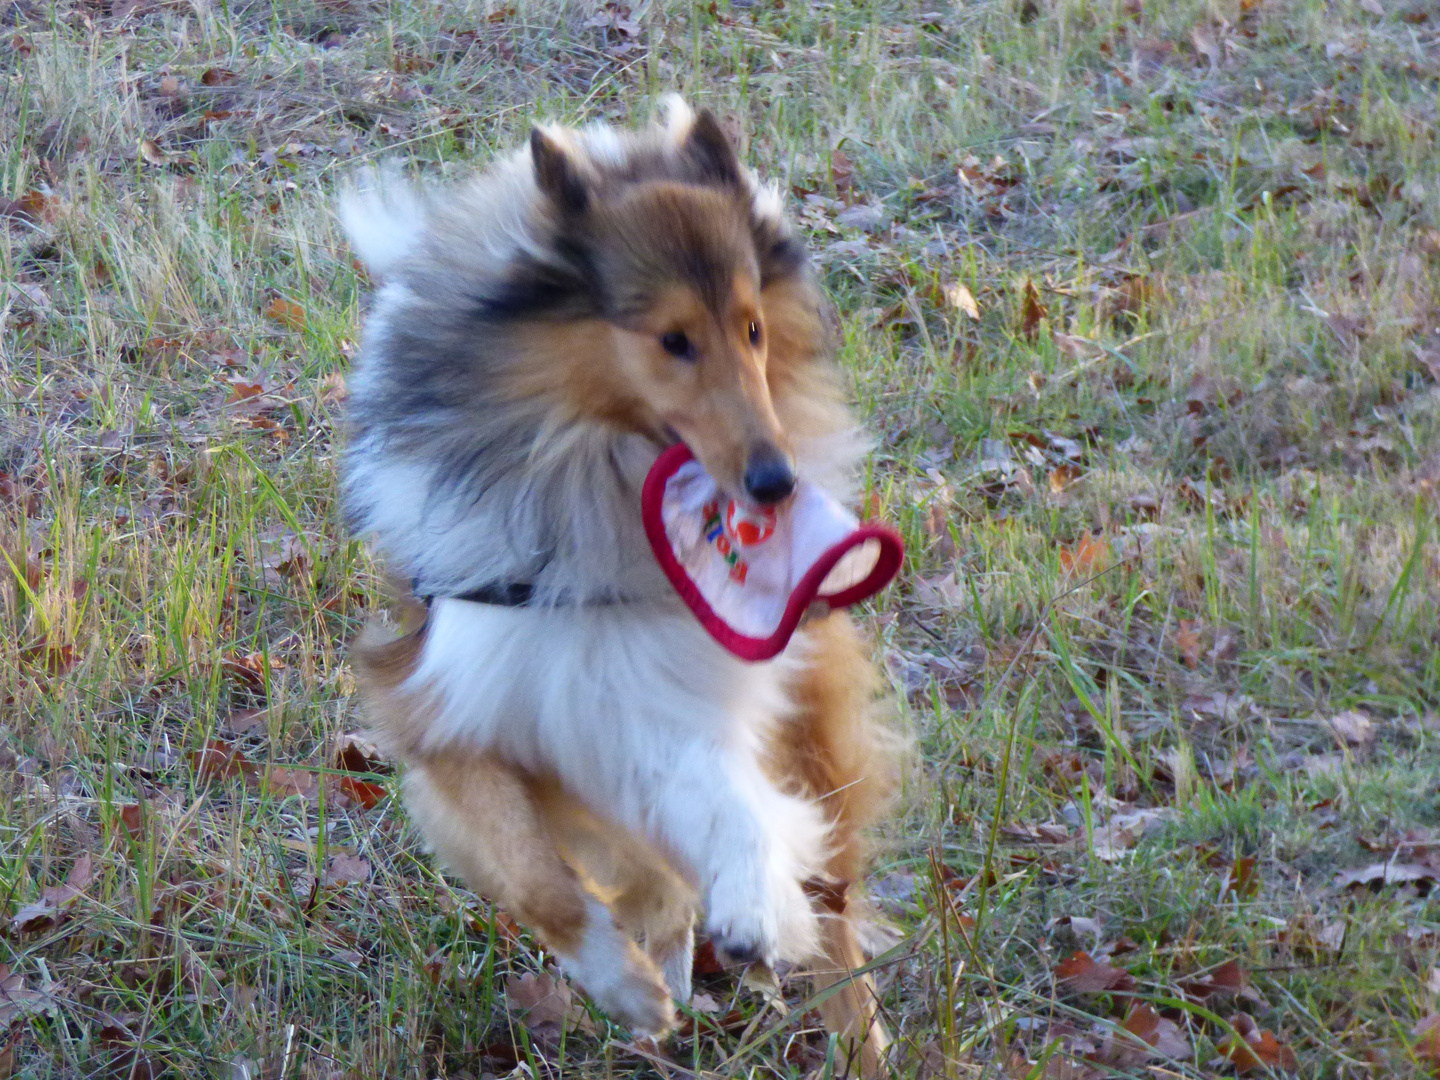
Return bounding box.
[342,97,896,1074]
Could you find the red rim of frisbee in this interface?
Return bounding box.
[641,444,904,662]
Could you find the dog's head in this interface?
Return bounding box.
[517,110,807,506]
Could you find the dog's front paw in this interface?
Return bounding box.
[705,868,818,967]
[562,900,676,1036]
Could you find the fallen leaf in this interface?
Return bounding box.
[1190,23,1220,66]
[505,971,572,1029]
[1058,532,1108,574]
[913,571,966,608]
[1175,619,1202,669]
[191,739,257,783]
[1358,0,1384,14]
[263,296,307,331]
[1003,822,1073,845]
[318,371,349,405]
[200,67,236,85]
[1335,862,1437,891]
[1097,1002,1191,1064]
[1180,959,1247,1001]
[222,708,268,735]
[1091,807,1174,861]
[1218,1014,1298,1073]
[117,804,144,838]
[339,776,387,809]
[1052,332,1100,361]
[1223,856,1260,898]
[138,139,167,166]
[13,854,95,933]
[260,526,311,579]
[1048,463,1082,494]
[1414,1013,1440,1068]
[323,854,371,886]
[1020,279,1048,339]
[19,639,75,676]
[1054,950,1136,994]
[221,652,284,696]
[226,378,264,403]
[335,733,389,775]
[693,939,726,975]
[1324,709,1374,749]
[264,767,319,800]
[943,281,980,320]
[0,966,59,1025]
[0,191,50,224]
[830,148,853,196]
[158,75,180,95]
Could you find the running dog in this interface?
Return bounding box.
[340,97,896,1074]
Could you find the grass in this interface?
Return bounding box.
[2,0,1440,1075]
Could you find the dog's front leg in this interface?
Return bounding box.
[644,744,825,967]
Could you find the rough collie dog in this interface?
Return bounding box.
[339,98,896,1074]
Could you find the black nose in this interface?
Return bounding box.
[743,446,796,505]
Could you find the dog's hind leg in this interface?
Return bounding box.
[771,612,897,1077]
[404,752,675,1036]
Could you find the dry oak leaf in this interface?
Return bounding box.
[191,738,257,783]
[335,733,390,808]
[226,378,265,403]
[1049,463,1083,494]
[505,971,573,1029]
[1218,1013,1297,1073]
[0,965,59,1025]
[943,281,980,320]
[1101,1003,1191,1064]
[323,854,371,886]
[1414,1013,1440,1068]
[138,139,167,166]
[1091,807,1174,861]
[1335,862,1437,891]
[1054,950,1136,994]
[264,767,319,801]
[1059,532,1108,574]
[263,295,307,331]
[1053,331,1101,361]
[1179,959,1247,1002]
[13,853,94,933]
[1020,279,1048,339]
[1324,709,1374,748]
[116,804,145,838]
[1175,619,1202,669]
[221,652,285,695]
[829,148,854,196]
[1223,855,1261,898]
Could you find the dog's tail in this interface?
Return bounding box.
[338,164,427,279]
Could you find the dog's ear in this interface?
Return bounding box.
[530,128,589,213]
[681,109,743,188]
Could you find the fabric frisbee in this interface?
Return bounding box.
[641,444,904,661]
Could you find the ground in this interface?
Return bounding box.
[2,0,1440,1075]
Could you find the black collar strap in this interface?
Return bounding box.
[413,579,639,608]
[415,579,533,608]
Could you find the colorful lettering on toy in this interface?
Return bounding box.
[699,499,751,585]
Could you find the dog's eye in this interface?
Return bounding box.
[660,332,693,359]
[748,321,761,346]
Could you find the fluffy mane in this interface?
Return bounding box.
[339,98,858,606]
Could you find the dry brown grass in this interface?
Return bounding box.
[4,0,1440,1075]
